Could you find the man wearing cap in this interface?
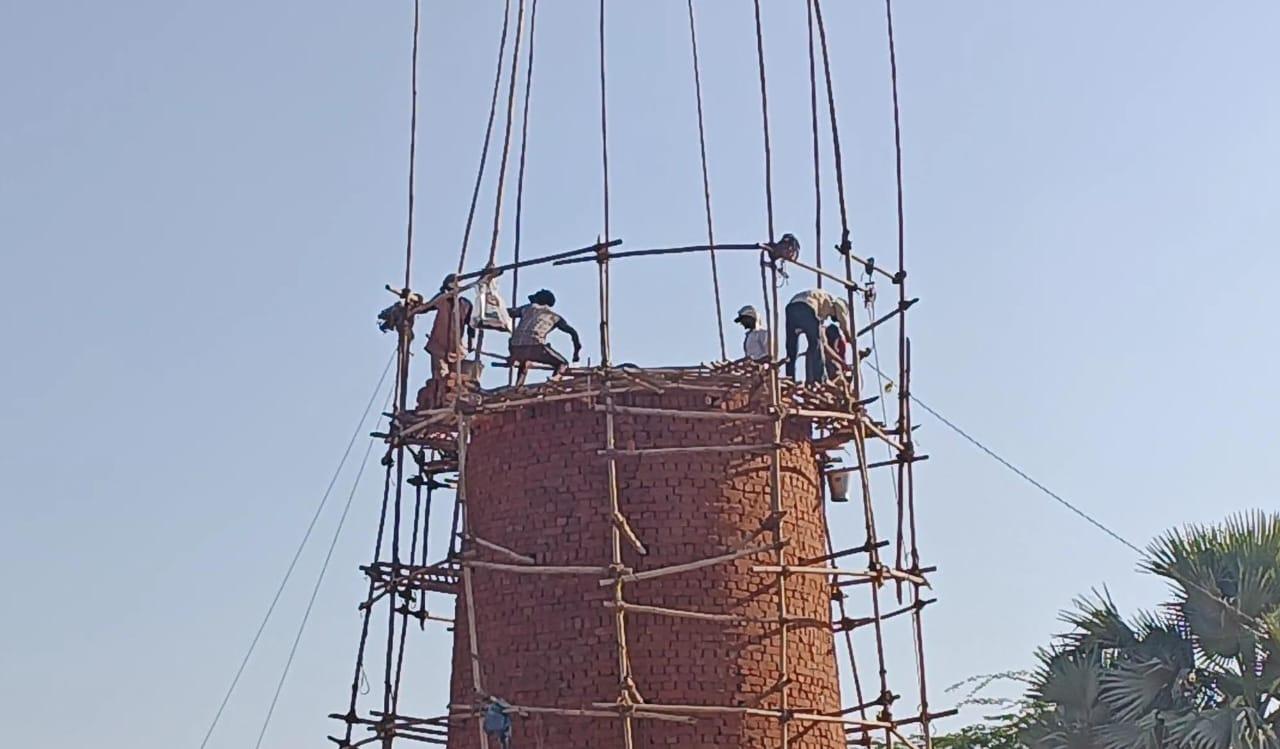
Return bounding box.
[784,288,852,384]
[734,305,771,363]
[507,289,582,387]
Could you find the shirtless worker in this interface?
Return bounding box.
[507,289,582,387]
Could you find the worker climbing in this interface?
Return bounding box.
[507,288,581,387]
[482,697,513,749]
[784,287,851,384]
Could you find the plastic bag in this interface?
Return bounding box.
[472,277,512,332]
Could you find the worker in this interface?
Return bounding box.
[482,697,513,749]
[413,274,475,381]
[784,288,851,384]
[733,305,771,362]
[507,288,581,387]
[823,321,849,380]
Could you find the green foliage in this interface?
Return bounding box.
[1020,511,1280,749]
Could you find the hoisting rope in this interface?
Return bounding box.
[253,389,392,749]
[806,0,822,288]
[483,0,528,268]
[810,0,867,718]
[750,0,776,243]
[509,0,540,322]
[456,0,516,274]
[197,353,394,749]
[401,0,421,291]
[684,0,727,360]
[598,0,611,244]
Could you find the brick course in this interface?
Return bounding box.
[449,387,842,748]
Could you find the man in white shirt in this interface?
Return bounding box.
[784,289,851,383]
[734,305,771,362]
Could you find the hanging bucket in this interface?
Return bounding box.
[459,359,484,384]
[827,470,850,503]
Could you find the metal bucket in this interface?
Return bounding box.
[459,358,484,384]
[826,470,850,503]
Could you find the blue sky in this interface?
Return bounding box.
[2,1,1278,746]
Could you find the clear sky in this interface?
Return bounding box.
[2,1,1278,746]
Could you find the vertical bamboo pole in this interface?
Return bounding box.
[763,258,790,749]
[598,249,635,749]
[457,416,491,749]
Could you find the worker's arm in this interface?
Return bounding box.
[555,318,582,361]
[834,302,853,342]
[507,304,525,319]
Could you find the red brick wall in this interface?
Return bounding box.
[449,387,842,748]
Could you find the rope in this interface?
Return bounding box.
[806,0,822,288]
[750,0,775,242]
[402,0,421,291]
[598,0,611,242]
[510,0,540,317]
[884,0,906,274]
[456,0,515,274]
[685,0,726,360]
[810,0,850,243]
[484,0,529,268]
[196,353,394,749]
[253,391,392,749]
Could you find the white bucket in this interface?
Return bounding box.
[827,471,850,503]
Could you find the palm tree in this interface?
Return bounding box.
[1022,511,1280,749]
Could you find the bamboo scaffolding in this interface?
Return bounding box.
[598,541,780,586]
[599,443,777,457]
[593,403,774,422]
[464,534,535,564]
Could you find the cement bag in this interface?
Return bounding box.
[472,278,512,332]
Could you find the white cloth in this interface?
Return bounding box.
[788,289,851,340]
[744,327,771,361]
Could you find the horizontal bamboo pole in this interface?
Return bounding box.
[448,703,697,725]
[475,389,600,412]
[856,298,918,338]
[588,702,893,729]
[593,404,774,422]
[599,443,776,458]
[600,542,780,586]
[551,242,760,267]
[463,559,611,576]
[752,564,930,586]
[774,251,863,292]
[824,454,928,476]
[456,238,623,281]
[604,600,746,623]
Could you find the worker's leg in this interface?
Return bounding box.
[784,303,803,378]
[798,310,825,383]
[514,362,529,388]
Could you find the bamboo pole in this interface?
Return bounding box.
[599,443,776,457]
[462,559,611,576]
[465,534,535,564]
[598,541,780,586]
[455,416,490,749]
[593,404,774,422]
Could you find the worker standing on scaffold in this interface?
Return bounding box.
[507,288,581,387]
[413,273,475,381]
[733,305,771,362]
[784,288,851,384]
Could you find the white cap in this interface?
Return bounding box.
[734,305,759,322]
